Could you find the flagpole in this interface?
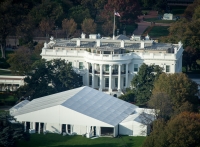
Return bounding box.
[113,9,115,40]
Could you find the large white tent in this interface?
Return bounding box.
[10,86,155,137]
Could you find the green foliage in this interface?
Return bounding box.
[69,5,91,26]
[119,90,135,102]
[0,113,30,147]
[16,59,83,99]
[152,73,198,114]
[18,133,146,147]
[131,63,163,105]
[143,112,200,147]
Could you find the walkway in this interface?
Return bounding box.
[133,11,172,36]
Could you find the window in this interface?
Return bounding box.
[105,78,109,87]
[124,77,126,86]
[166,65,170,72]
[115,78,118,87]
[105,65,109,71]
[98,77,100,86]
[79,62,83,69]
[123,64,126,71]
[134,64,138,72]
[67,125,71,134]
[89,76,92,86]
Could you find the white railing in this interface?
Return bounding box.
[41,48,183,61]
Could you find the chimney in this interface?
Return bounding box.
[174,47,177,54]
[81,33,85,39]
[140,40,145,48]
[96,39,101,47]
[77,39,81,47]
[121,40,125,48]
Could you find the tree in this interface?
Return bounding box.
[0,113,29,147]
[69,5,91,26]
[7,46,33,75]
[131,63,163,105]
[39,18,55,38]
[118,90,135,102]
[29,0,63,26]
[0,0,25,58]
[81,18,97,35]
[100,0,141,24]
[62,18,77,38]
[148,92,173,120]
[102,21,114,36]
[152,73,198,114]
[143,112,200,147]
[16,59,83,99]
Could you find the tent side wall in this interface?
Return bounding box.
[119,121,148,136]
[14,105,113,135]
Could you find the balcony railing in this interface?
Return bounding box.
[89,69,129,75]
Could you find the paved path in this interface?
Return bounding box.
[133,11,172,36]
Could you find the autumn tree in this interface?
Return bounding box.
[62,18,77,38]
[39,18,55,38]
[100,0,141,24]
[148,92,173,120]
[81,18,97,35]
[102,21,114,36]
[131,63,163,105]
[152,73,198,114]
[143,112,200,147]
[16,59,83,99]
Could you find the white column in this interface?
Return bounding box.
[32,122,35,130]
[60,124,62,134]
[87,62,89,86]
[109,65,112,92]
[99,64,103,91]
[38,123,40,134]
[24,121,26,132]
[118,64,121,92]
[44,123,47,133]
[126,63,129,88]
[92,63,95,88]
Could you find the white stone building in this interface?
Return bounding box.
[41,34,183,96]
[10,86,155,137]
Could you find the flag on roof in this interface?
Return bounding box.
[115,12,120,17]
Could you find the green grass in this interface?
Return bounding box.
[149,26,169,37]
[0,93,17,106]
[18,134,146,147]
[144,18,175,24]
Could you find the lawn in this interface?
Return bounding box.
[149,26,169,37]
[144,18,175,24]
[0,93,17,106]
[18,134,146,147]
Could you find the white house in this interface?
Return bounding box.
[41,34,183,96]
[10,86,155,137]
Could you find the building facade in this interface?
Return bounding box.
[41,34,183,96]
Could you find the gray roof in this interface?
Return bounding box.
[12,86,138,126]
[115,35,130,40]
[10,100,30,110]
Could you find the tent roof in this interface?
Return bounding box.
[10,100,30,110]
[120,108,155,124]
[13,86,138,126]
